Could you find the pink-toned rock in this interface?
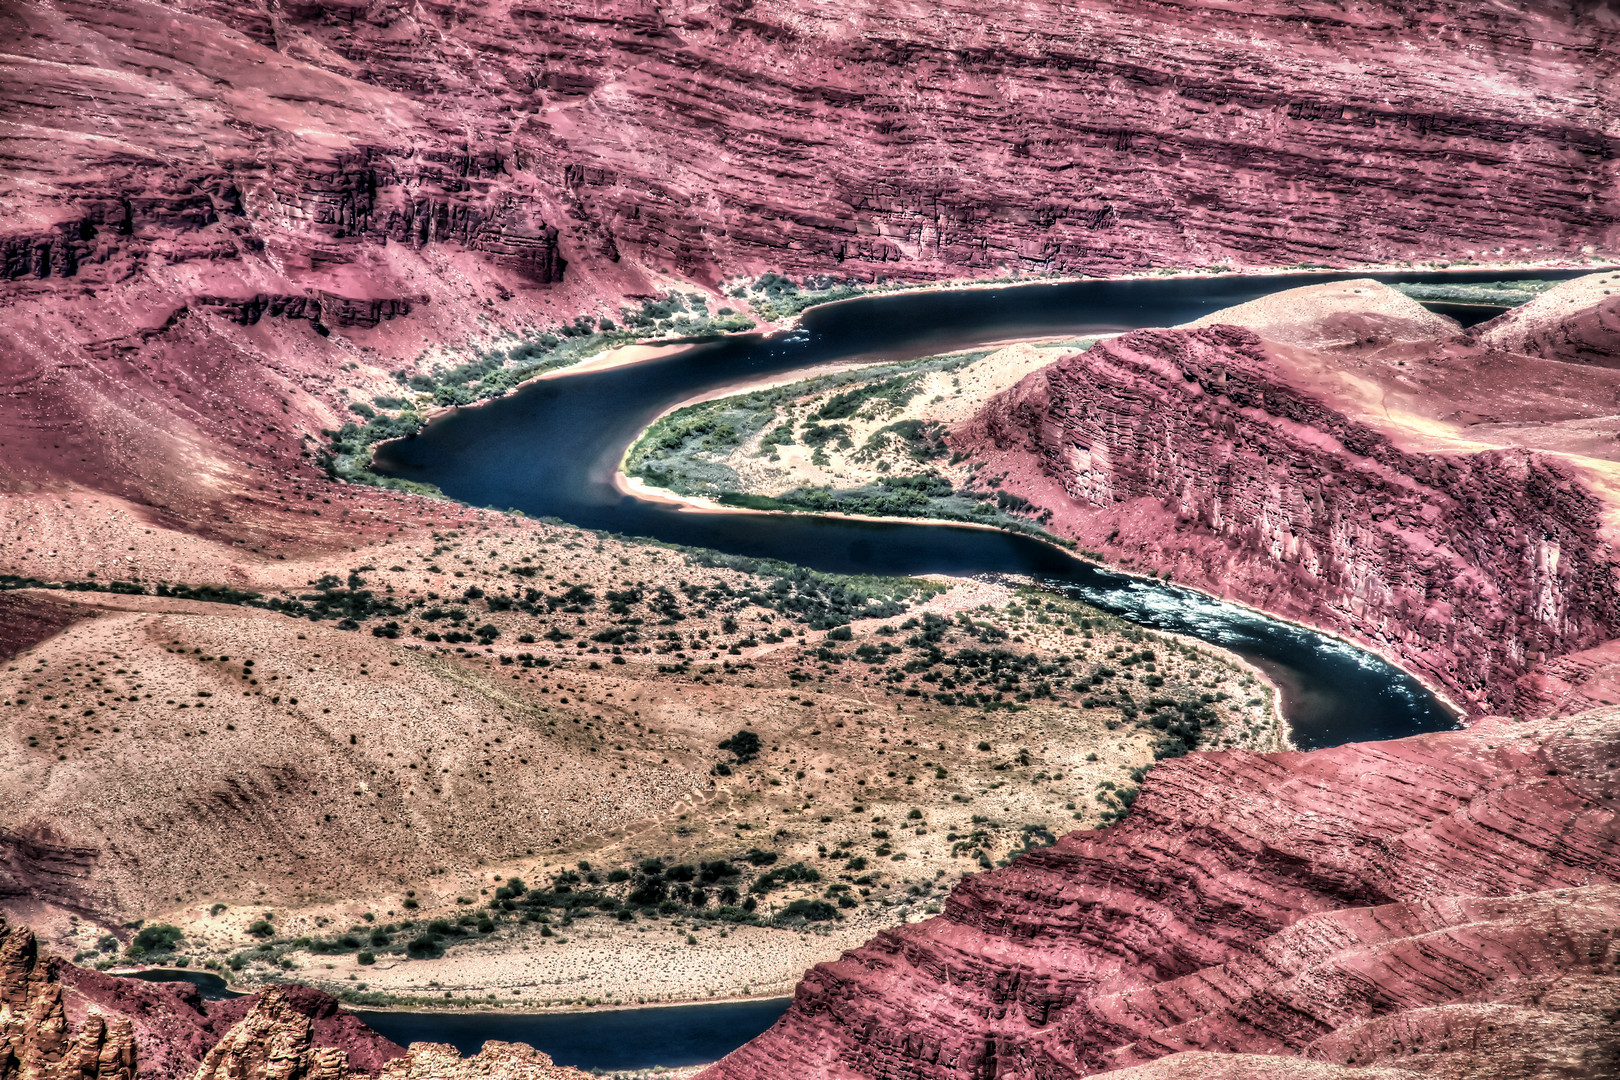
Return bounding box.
[0,0,1615,556]
[701,712,1620,1080]
[953,323,1620,712]
[0,918,405,1080]
[1472,271,1620,367]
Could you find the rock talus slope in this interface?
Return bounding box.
[701,711,1620,1080]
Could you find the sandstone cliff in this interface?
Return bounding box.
[701,710,1620,1080]
[5,0,1615,297]
[0,0,1614,578]
[958,324,1620,711]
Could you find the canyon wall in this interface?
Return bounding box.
[6,0,1618,298]
[953,324,1620,712]
[702,709,1620,1080]
[2,0,1617,533]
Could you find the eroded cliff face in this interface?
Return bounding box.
[0,921,135,1080]
[0,918,406,1080]
[702,711,1620,1080]
[7,0,1617,294]
[953,323,1620,712]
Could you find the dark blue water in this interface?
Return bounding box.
[359,998,791,1072]
[377,269,1591,748]
[124,968,241,999]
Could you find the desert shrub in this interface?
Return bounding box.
[128,924,183,956]
[718,728,761,762]
[777,898,837,922]
[406,935,443,959]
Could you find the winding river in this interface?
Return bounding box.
[365,268,1583,1069]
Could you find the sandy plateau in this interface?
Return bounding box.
[0,486,1282,1008]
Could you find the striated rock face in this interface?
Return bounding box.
[5,0,1616,294]
[953,323,1620,712]
[702,711,1620,1080]
[0,0,1615,554]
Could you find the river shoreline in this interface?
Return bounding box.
[613,365,1470,731]
[766,257,1609,329]
[374,261,1596,475]
[340,992,793,1018]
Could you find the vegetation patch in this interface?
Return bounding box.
[320,293,756,492]
[1388,278,1559,307]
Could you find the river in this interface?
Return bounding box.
[365,268,1582,1069]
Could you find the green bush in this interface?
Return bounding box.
[127,924,183,957]
[407,936,443,959]
[778,898,838,922]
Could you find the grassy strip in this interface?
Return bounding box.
[1388,278,1559,306]
[624,349,992,481]
[624,350,1082,549]
[323,294,757,491]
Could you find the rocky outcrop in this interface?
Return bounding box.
[2,920,138,1080]
[0,920,410,1080]
[190,293,420,330]
[0,825,103,923]
[2,920,591,1080]
[375,1042,589,1080]
[702,711,1620,1080]
[952,323,1620,712]
[190,989,353,1080]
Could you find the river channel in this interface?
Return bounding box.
[366,269,1582,1069]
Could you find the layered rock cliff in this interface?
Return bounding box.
[6,0,1616,296]
[953,314,1620,713]
[702,710,1620,1080]
[1,0,1616,553]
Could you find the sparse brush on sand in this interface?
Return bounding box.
[0,490,1280,1009]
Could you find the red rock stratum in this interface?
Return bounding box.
[5,0,1617,295]
[702,710,1620,1080]
[1,0,1616,550]
[951,278,1620,714]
